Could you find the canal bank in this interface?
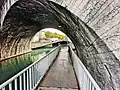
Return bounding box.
[0,46,56,84]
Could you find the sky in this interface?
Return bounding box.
[41,28,66,36]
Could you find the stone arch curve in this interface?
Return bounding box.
[0,0,19,27]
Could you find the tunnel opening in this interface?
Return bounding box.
[31,28,70,49]
[0,0,120,89]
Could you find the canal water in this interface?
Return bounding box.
[0,46,55,84]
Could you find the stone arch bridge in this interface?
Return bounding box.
[0,0,120,90]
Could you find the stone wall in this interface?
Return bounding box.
[0,0,18,26]
[0,0,120,89]
[50,0,120,62]
[0,0,58,59]
[49,2,120,90]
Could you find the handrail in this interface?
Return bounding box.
[69,45,101,90]
[0,45,61,90]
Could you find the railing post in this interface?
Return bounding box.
[14,78,17,90]
[9,83,12,90]
[19,76,22,90]
[23,72,26,90]
[27,70,29,90]
[34,64,37,85]
[31,66,34,88]
[29,68,32,90]
[2,87,5,90]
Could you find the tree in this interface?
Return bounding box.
[44,31,66,40]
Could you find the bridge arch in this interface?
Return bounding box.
[0,0,120,89]
[0,0,19,27]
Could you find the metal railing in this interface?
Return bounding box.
[69,46,101,90]
[0,46,61,90]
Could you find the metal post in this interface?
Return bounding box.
[27,70,29,90]
[23,72,26,90]
[2,87,5,90]
[14,78,17,90]
[19,76,22,90]
[9,83,12,90]
[29,68,32,90]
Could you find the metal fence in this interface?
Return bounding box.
[69,46,101,90]
[0,46,60,90]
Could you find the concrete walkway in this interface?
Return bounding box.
[38,47,78,90]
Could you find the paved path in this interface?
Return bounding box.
[38,47,78,90]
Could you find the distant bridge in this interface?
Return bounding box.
[32,40,69,50]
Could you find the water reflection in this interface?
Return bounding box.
[0,47,54,84]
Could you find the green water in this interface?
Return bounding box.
[0,47,55,84]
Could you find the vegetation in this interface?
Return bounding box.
[44,31,66,39]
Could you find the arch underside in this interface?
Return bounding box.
[0,0,120,90]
